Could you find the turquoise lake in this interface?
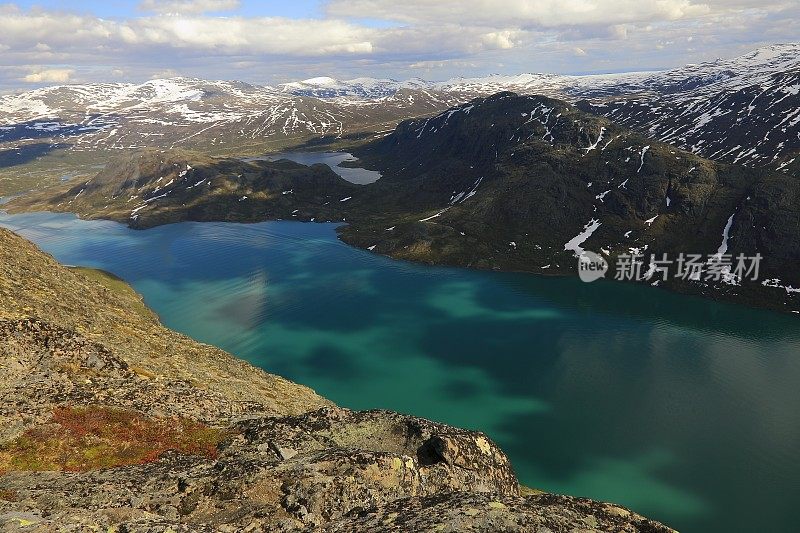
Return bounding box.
[2,210,799,533]
[242,151,382,184]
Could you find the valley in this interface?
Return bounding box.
[8,90,799,314]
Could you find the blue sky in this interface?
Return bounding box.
[0,0,797,92]
[10,1,398,24]
[12,0,322,18]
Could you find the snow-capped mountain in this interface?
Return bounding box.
[276,43,799,103]
[441,44,800,174]
[0,77,460,154]
[576,44,800,174]
[579,69,800,173]
[279,77,428,99]
[271,44,800,175]
[0,43,797,188]
[277,72,656,101]
[626,43,800,96]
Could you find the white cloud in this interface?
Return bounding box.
[21,68,74,83]
[327,0,712,28]
[481,31,518,50]
[0,0,797,91]
[118,17,377,55]
[139,0,240,15]
[0,6,377,57]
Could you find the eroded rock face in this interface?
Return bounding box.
[0,227,675,531]
[0,405,677,532]
[223,408,519,527]
[0,402,521,531]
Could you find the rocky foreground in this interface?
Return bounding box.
[0,227,674,531]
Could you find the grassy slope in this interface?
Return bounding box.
[69,267,156,321]
[0,227,330,416]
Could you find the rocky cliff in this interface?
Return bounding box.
[0,227,674,531]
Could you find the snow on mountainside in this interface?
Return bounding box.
[632,43,800,96]
[276,43,800,102]
[0,77,461,155]
[429,71,656,99]
[274,44,800,174]
[276,72,655,101]
[279,77,428,99]
[577,44,800,173]
[0,43,798,181]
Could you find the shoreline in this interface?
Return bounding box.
[5,204,797,317]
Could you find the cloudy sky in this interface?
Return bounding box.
[1,0,797,92]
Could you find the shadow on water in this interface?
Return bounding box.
[11,212,796,343]
[496,272,800,342]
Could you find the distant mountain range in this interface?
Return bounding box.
[1,43,797,193]
[278,76,430,99]
[279,43,800,174]
[0,79,459,155]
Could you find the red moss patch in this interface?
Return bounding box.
[0,406,227,474]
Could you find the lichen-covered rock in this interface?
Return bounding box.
[325,492,678,532]
[237,408,519,497]
[0,318,267,442]
[0,407,521,531]
[216,408,519,527]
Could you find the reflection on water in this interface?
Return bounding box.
[2,210,800,533]
[242,151,381,184]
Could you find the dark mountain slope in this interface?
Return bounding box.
[343,93,800,313]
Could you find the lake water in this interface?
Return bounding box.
[241,151,381,184]
[2,210,799,533]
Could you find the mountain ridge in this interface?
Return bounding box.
[1,43,798,197]
[10,91,799,314]
[341,92,799,314]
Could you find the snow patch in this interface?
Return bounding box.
[564,219,602,257]
[419,207,451,222]
[637,146,650,173]
[712,213,735,259]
